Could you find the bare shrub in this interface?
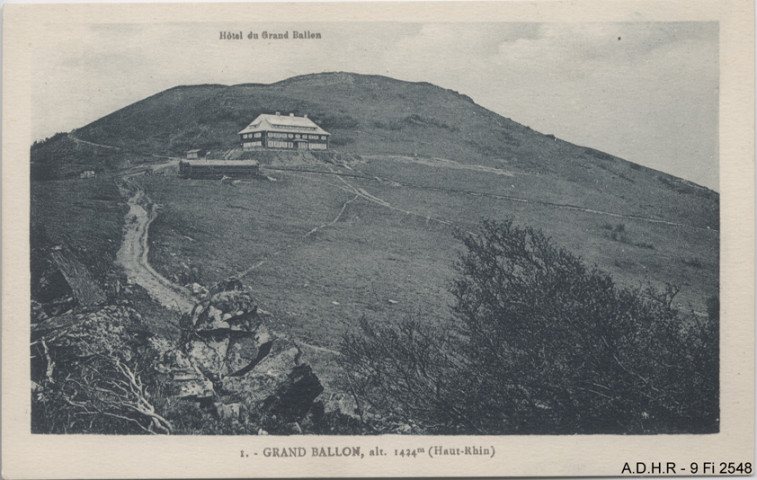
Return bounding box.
[31,306,170,434]
[340,315,472,433]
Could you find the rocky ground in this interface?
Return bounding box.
[30,169,365,435]
[31,270,364,434]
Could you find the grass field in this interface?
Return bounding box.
[31,175,125,283]
[140,154,718,348]
[31,173,185,339]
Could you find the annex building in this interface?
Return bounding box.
[238,113,330,151]
[178,159,260,179]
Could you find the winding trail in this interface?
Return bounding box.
[67,133,195,313]
[116,169,195,313]
[112,168,343,403]
[113,166,344,354]
[68,132,122,151]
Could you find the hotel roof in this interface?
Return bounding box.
[238,113,330,136]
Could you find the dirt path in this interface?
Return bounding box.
[116,171,195,314]
[65,130,193,311]
[231,193,360,280]
[68,133,181,162]
[68,132,122,151]
[367,153,515,177]
[328,170,471,233]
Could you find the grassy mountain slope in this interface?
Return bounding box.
[36,72,717,229]
[30,72,719,434]
[31,71,718,318]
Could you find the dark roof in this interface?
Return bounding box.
[181,159,259,167]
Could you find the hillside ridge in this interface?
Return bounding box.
[31,71,718,227]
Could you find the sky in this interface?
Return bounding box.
[32,21,719,190]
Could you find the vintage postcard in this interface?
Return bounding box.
[2,0,754,478]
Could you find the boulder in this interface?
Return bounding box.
[148,336,215,402]
[215,402,245,422]
[189,286,258,333]
[171,280,328,431]
[220,344,296,403]
[180,280,277,387]
[185,336,231,379]
[261,364,324,427]
[188,282,208,296]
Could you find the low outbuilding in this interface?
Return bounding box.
[178,159,260,179]
[186,149,203,159]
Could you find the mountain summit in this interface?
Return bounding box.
[33,72,717,228]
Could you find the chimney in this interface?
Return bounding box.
[275,111,280,116]
[304,114,308,118]
[290,113,294,117]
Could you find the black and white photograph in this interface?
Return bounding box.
[3,1,754,478]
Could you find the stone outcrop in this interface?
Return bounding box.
[260,364,324,423]
[179,280,269,381]
[31,278,343,434]
[174,280,326,429]
[150,336,215,403]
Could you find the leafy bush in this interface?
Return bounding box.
[341,219,718,434]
